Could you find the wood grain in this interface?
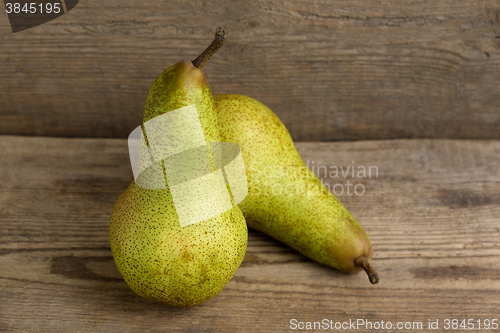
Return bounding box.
[1,136,499,332]
[1,0,500,141]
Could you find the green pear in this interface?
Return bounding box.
[109,29,248,308]
[214,94,379,284]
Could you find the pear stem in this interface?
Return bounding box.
[192,27,226,70]
[354,256,380,284]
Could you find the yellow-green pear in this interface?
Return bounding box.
[214,94,379,284]
[109,29,248,308]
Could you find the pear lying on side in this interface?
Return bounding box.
[109,29,248,308]
[215,94,379,284]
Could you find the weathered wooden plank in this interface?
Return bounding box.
[1,1,500,141]
[0,136,499,332]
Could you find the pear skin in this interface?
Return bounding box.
[110,183,247,307]
[143,59,219,143]
[214,94,379,283]
[109,29,248,308]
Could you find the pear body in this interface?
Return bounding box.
[110,182,247,307]
[143,60,220,141]
[214,94,373,274]
[110,61,247,308]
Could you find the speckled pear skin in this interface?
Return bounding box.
[143,59,219,144]
[214,94,373,274]
[109,62,247,308]
[110,183,247,307]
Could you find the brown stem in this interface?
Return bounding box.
[354,256,380,284]
[192,27,226,70]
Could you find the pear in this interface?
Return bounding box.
[109,29,248,308]
[214,94,379,284]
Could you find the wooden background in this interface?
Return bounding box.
[1,0,500,141]
[1,1,500,332]
[1,136,499,332]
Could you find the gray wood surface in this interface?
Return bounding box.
[1,0,500,141]
[1,136,499,332]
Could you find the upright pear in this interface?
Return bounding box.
[215,94,379,284]
[109,29,248,308]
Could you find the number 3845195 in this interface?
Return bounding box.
[5,3,61,14]
[444,319,498,330]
